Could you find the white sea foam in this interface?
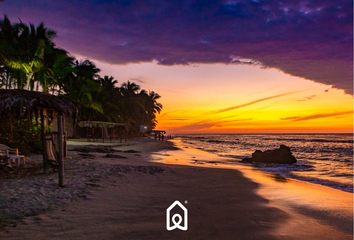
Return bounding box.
[178,134,353,192]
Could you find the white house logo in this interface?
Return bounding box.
[166,200,188,231]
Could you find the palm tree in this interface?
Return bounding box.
[119,81,142,127]
[118,81,162,132]
[148,91,163,114]
[138,90,163,131]
[0,15,23,89]
[97,76,122,121]
[99,75,118,92]
[60,59,103,128]
[12,22,55,90]
[62,76,103,114]
[0,15,164,138]
[121,81,140,96]
[36,48,75,93]
[0,16,58,91]
[73,60,100,80]
[0,15,17,64]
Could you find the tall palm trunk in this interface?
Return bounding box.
[26,73,33,90]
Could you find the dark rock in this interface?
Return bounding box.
[94,146,116,153]
[123,149,141,153]
[241,145,296,164]
[71,146,119,153]
[241,157,253,163]
[71,147,90,153]
[79,153,96,159]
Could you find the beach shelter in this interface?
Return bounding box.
[78,121,126,142]
[151,130,166,134]
[150,130,167,140]
[0,89,75,186]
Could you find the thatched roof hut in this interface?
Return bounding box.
[0,89,75,177]
[0,89,75,121]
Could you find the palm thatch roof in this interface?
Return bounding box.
[78,121,125,128]
[151,130,166,134]
[0,89,75,121]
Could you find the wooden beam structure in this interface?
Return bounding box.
[58,115,65,187]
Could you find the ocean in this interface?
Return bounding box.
[176,134,353,193]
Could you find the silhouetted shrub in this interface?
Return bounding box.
[0,119,42,156]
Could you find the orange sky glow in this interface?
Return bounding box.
[94,61,353,134]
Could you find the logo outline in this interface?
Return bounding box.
[166,200,188,231]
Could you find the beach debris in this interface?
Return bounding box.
[105,154,127,159]
[0,165,15,174]
[241,145,297,164]
[190,160,205,164]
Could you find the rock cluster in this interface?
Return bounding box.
[241,145,297,164]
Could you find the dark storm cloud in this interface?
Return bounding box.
[1,0,352,94]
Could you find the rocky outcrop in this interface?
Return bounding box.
[241,145,297,164]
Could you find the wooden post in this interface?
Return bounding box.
[57,115,65,187]
[40,109,49,173]
[102,126,104,143]
[64,131,67,157]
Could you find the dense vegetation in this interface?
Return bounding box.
[0,15,162,134]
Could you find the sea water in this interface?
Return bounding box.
[177,134,353,193]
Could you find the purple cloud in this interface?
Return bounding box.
[1,0,352,94]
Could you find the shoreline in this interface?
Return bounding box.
[173,134,353,193]
[150,138,353,235]
[0,137,352,239]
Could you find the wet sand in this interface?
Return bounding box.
[0,138,352,239]
[152,138,353,239]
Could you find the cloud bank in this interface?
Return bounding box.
[281,111,352,121]
[213,91,298,114]
[1,0,352,94]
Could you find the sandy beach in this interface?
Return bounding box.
[0,138,352,239]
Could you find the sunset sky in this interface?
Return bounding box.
[1,0,352,133]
